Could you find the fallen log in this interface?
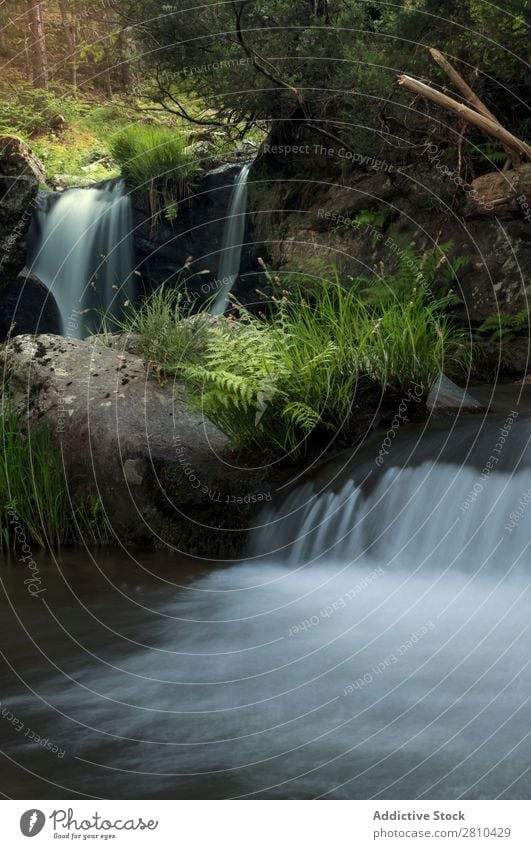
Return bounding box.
[467,162,531,218]
[397,74,531,161]
[428,48,520,167]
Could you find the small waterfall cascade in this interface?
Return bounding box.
[211,161,252,314]
[3,413,530,798]
[28,180,135,339]
[250,414,531,574]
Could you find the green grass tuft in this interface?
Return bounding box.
[0,394,111,549]
[181,282,470,458]
[121,265,471,460]
[110,125,201,221]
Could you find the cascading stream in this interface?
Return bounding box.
[250,413,531,572]
[1,414,529,798]
[28,180,135,338]
[211,161,252,314]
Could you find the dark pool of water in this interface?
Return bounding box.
[1,536,529,799]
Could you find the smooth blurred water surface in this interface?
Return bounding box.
[1,415,530,799]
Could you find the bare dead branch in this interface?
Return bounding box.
[428,48,520,167]
[398,74,531,160]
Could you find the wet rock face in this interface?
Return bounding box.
[427,374,485,418]
[0,269,61,341]
[247,161,531,324]
[0,135,45,280]
[131,162,261,307]
[0,334,274,555]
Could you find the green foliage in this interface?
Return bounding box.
[0,394,111,549]
[110,125,201,221]
[0,85,146,186]
[360,240,469,306]
[331,209,386,244]
[177,280,470,459]
[117,284,211,374]
[354,210,386,231]
[476,308,531,343]
[133,0,530,161]
[0,83,79,136]
[464,142,508,166]
[120,257,470,459]
[387,0,531,142]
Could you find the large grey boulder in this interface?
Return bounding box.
[1,334,276,556]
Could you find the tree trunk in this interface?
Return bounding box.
[118,28,133,91]
[58,0,77,91]
[26,0,48,88]
[313,0,330,22]
[23,23,32,81]
[58,0,74,50]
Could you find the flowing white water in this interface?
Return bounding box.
[211,161,252,314]
[29,181,135,338]
[1,416,529,799]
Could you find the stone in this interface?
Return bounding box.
[0,135,45,279]
[84,331,144,357]
[427,374,485,417]
[0,334,276,555]
[0,269,61,341]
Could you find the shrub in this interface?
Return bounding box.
[357,240,470,306]
[120,261,470,460]
[0,83,81,137]
[110,125,200,221]
[476,308,531,344]
[181,281,470,459]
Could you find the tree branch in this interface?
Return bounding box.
[152,69,232,128]
[231,0,305,109]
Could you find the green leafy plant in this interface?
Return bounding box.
[110,125,201,222]
[359,241,469,306]
[120,256,470,460]
[0,83,81,137]
[476,309,531,344]
[181,279,470,459]
[330,208,386,247]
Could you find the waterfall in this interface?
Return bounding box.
[211,161,252,314]
[28,180,135,339]
[3,414,529,798]
[250,413,530,573]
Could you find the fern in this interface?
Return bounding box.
[476,309,531,343]
[360,240,469,306]
[120,269,470,460]
[473,143,508,165]
[282,402,321,433]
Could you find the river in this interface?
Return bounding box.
[1,409,530,799]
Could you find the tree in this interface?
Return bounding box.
[128,0,529,157]
[26,0,48,88]
[57,0,79,90]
